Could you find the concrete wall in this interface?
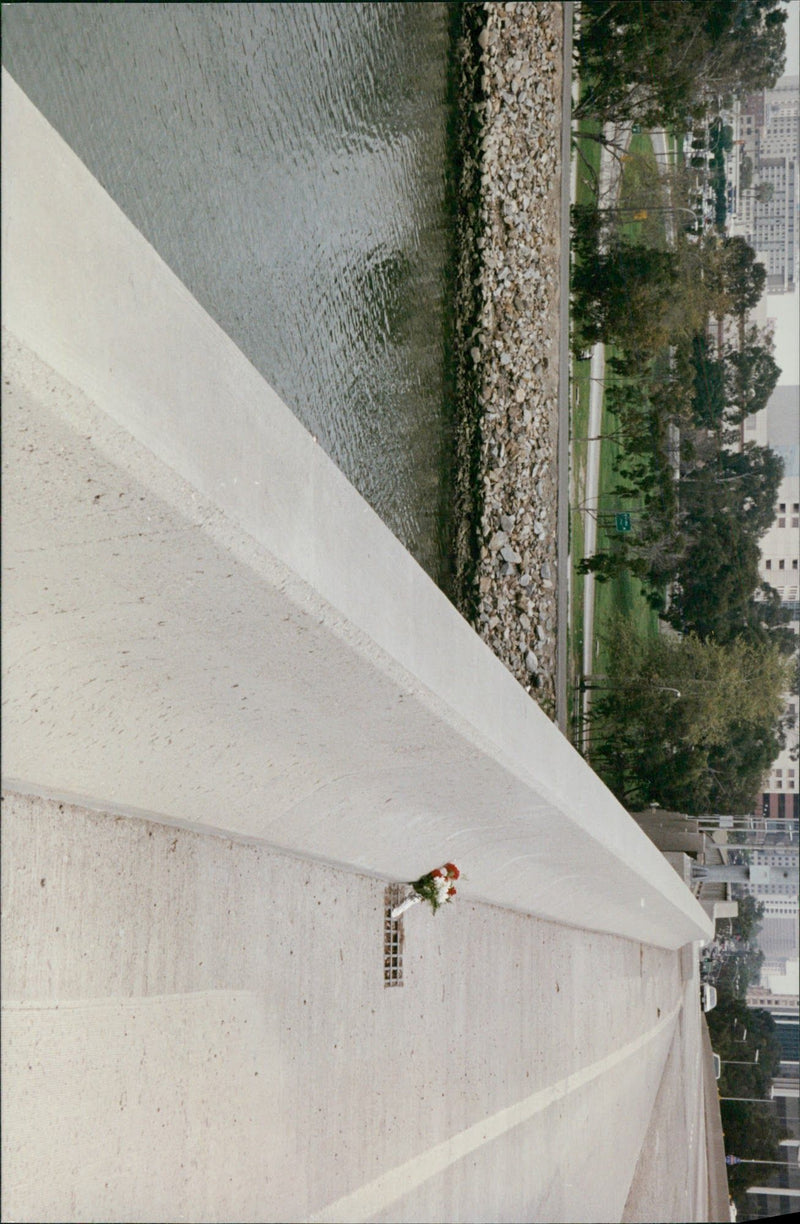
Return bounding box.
[1,69,712,949]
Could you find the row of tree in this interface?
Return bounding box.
[572,207,790,653]
[575,0,788,133]
[704,901,790,1214]
[586,618,793,813]
[571,1,793,816]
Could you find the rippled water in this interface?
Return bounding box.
[2,2,459,583]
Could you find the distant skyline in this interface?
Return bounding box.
[770,1,799,385]
[786,0,800,76]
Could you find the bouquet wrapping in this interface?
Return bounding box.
[390,863,460,918]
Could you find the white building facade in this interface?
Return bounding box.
[731,75,800,294]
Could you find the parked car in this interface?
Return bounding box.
[702,983,718,1012]
[712,1052,722,1079]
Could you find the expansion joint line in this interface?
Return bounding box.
[307,997,682,1223]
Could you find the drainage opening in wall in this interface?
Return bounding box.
[384,884,405,987]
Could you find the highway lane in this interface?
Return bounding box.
[2,789,709,1223]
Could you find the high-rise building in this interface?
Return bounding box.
[732,75,799,293]
[745,384,800,623]
[744,384,800,856]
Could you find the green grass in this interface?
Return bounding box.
[568,120,603,723]
[574,120,602,207]
[568,130,665,729]
[617,134,669,250]
[588,339,661,677]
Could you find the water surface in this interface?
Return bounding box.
[3,2,458,582]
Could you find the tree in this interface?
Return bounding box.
[715,444,784,536]
[721,236,768,315]
[724,327,781,420]
[704,236,768,318]
[754,180,775,203]
[667,508,763,640]
[730,894,765,944]
[709,117,734,154]
[571,206,680,351]
[705,717,786,812]
[586,618,792,813]
[575,1,788,130]
[669,443,784,640]
[689,333,726,429]
[711,1000,789,1213]
[681,443,784,535]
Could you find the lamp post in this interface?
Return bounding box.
[580,675,682,698]
[722,1051,760,1067]
[720,1097,776,1104]
[727,1156,800,1167]
[596,204,699,223]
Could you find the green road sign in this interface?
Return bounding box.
[615,512,632,532]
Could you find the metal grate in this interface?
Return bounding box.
[383,884,405,987]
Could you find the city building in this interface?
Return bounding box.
[731,75,800,294]
[744,383,800,856]
[731,862,798,899]
[748,384,800,625]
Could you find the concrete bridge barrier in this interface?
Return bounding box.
[2,69,712,950]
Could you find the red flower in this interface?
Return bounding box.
[444,863,460,879]
[432,869,443,878]
[447,886,457,896]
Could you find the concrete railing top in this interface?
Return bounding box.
[2,69,712,948]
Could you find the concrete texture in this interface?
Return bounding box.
[622,963,709,1222]
[1,69,711,949]
[701,1021,732,1223]
[2,789,707,1224]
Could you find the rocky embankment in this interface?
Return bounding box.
[452,2,563,719]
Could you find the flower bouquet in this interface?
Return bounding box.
[390,863,460,919]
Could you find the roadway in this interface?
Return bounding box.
[3,787,711,1223]
[622,948,711,1221]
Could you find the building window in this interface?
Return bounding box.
[766,559,772,569]
[779,559,785,569]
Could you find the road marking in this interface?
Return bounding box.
[307,999,681,1223]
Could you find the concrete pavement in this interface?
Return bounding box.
[622,956,709,1221]
[701,1020,733,1222]
[2,57,717,1224]
[3,788,708,1223]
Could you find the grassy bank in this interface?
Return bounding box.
[567,119,601,717]
[568,128,666,733]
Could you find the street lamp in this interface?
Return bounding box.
[580,675,681,698]
[722,1051,760,1067]
[726,1155,800,1167]
[720,1096,776,1104]
[595,204,699,222]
